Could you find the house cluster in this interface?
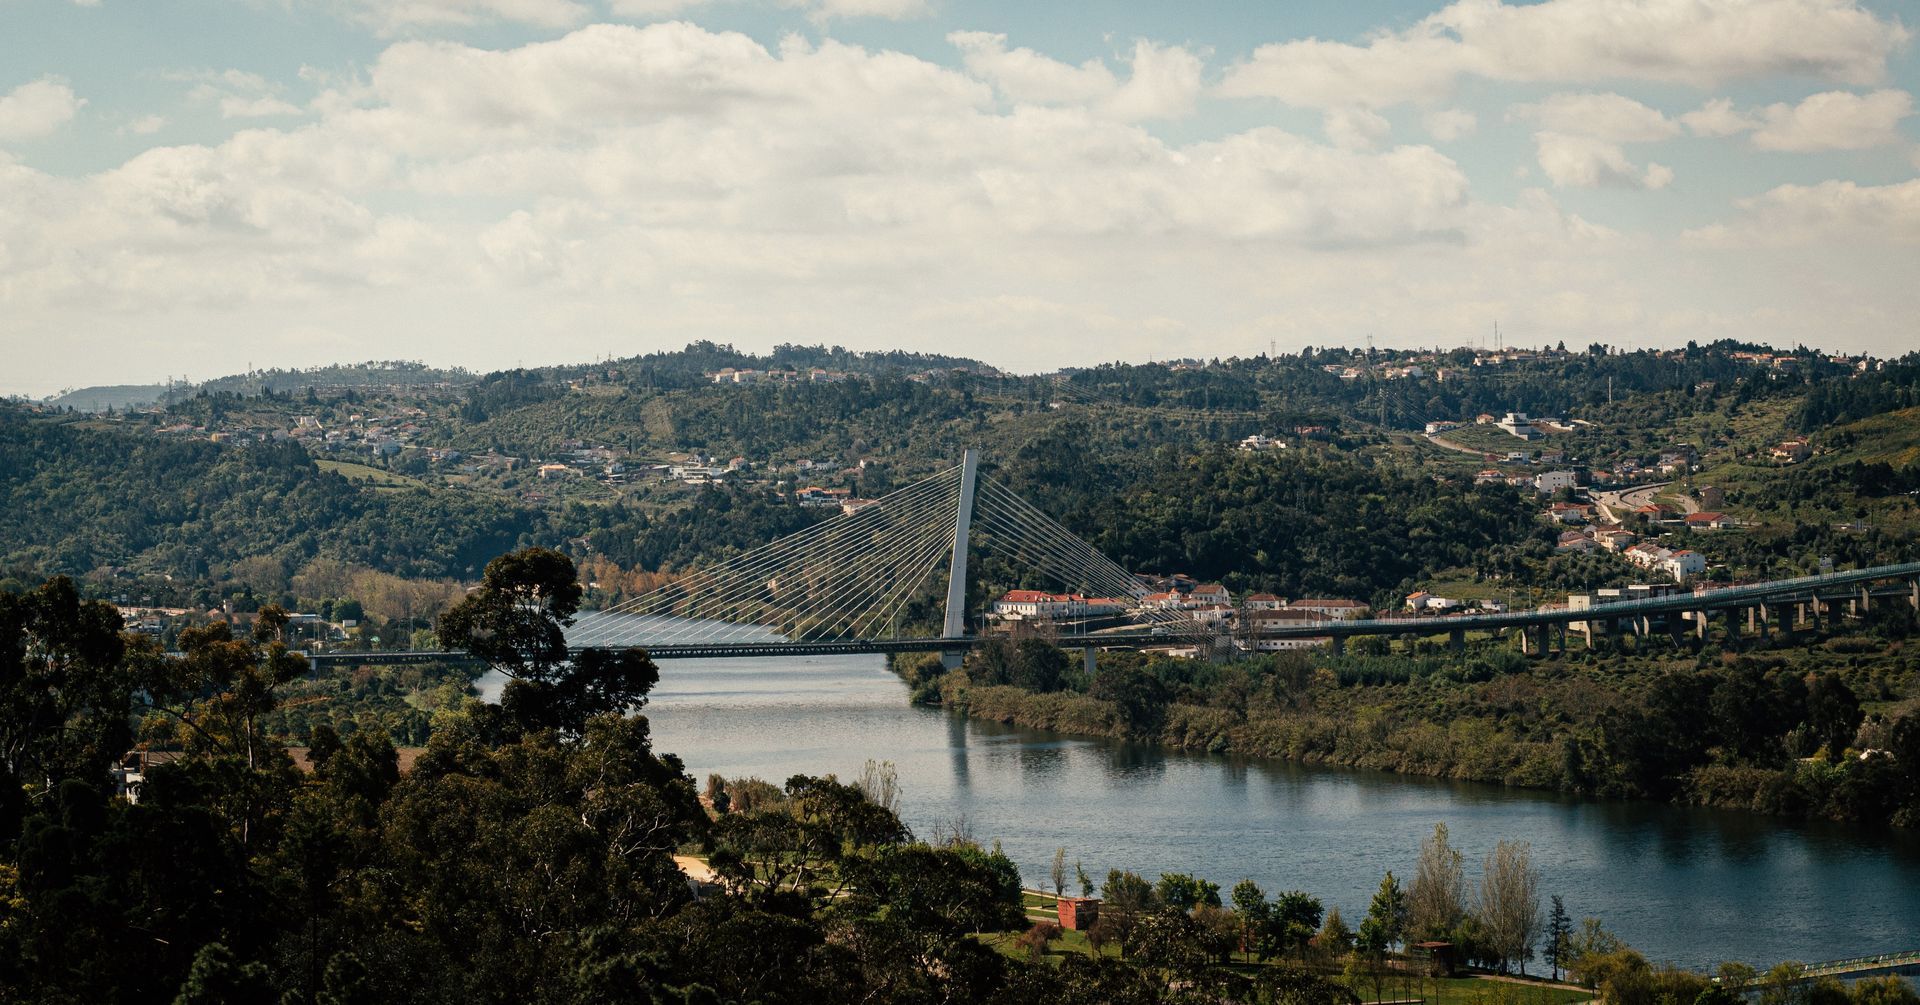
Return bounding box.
[986,580,1373,653]
[990,591,1132,621]
[1556,523,1639,554]
[1771,438,1811,464]
[707,367,849,385]
[1403,592,1507,614]
[1240,595,1370,650]
[1623,542,1707,583]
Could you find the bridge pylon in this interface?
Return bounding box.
[940,448,980,669]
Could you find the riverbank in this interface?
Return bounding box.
[895,637,1920,830]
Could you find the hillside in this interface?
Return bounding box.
[4,342,1918,617]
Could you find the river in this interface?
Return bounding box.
[484,652,1920,971]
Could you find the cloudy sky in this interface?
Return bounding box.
[1,0,1916,395]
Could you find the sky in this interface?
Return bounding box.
[0,0,1916,396]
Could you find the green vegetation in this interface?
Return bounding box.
[928,615,1920,828]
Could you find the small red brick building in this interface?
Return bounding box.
[1056,897,1100,931]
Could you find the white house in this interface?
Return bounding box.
[1535,470,1579,495]
[1186,583,1231,607]
[1287,598,1368,620]
[1243,593,1286,611]
[1498,413,1536,439]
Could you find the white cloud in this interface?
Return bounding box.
[779,0,930,23]
[609,0,714,15]
[0,78,84,142]
[8,19,1917,392]
[1218,0,1908,109]
[124,114,168,136]
[1509,94,1677,189]
[1323,107,1391,151]
[1681,97,1759,137]
[948,32,1203,121]
[1510,92,1678,143]
[1532,132,1673,189]
[180,69,305,119]
[1686,178,1920,246]
[1423,107,1477,142]
[1751,89,1913,150]
[320,0,591,35]
[1681,89,1914,150]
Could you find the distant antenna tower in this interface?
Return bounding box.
[1494,321,1502,352]
[1366,333,1375,358]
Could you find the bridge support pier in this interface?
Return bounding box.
[939,449,980,671]
[1449,628,1465,654]
[1910,577,1919,611]
[1667,617,1685,647]
[1329,636,1345,657]
[1695,610,1708,641]
[1860,585,1873,614]
[1724,608,1741,648]
[1082,646,1097,676]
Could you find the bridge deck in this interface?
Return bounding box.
[294,560,1920,668]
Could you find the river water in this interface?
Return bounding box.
[486,652,1920,971]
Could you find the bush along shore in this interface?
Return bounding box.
[891,618,1920,829]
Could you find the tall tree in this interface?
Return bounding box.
[1230,880,1269,962]
[1479,840,1542,974]
[438,547,659,733]
[0,577,131,841]
[1358,871,1407,956]
[1544,896,1573,982]
[1409,822,1466,940]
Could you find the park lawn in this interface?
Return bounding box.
[1337,974,1590,1005]
[316,459,429,490]
[982,928,1593,1005]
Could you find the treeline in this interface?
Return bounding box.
[923,622,1920,828]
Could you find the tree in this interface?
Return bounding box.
[1544,895,1573,981]
[1270,891,1324,962]
[1805,673,1862,761]
[1231,879,1270,961]
[1479,839,1541,974]
[438,546,581,675]
[172,942,276,1005]
[439,548,658,734]
[1154,872,1221,910]
[1076,860,1094,898]
[0,577,132,841]
[1409,822,1466,940]
[1051,847,1068,897]
[1358,871,1407,956]
[1319,906,1355,962]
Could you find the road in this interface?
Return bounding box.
[1591,481,1670,523]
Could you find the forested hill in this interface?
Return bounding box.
[7,340,1920,613]
[0,409,538,586]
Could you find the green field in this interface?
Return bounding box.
[316,459,429,490]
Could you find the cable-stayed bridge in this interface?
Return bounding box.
[299,449,1920,669]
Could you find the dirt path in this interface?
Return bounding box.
[1425,432,1489,457]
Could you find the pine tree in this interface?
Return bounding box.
[1545,895,1573,982]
